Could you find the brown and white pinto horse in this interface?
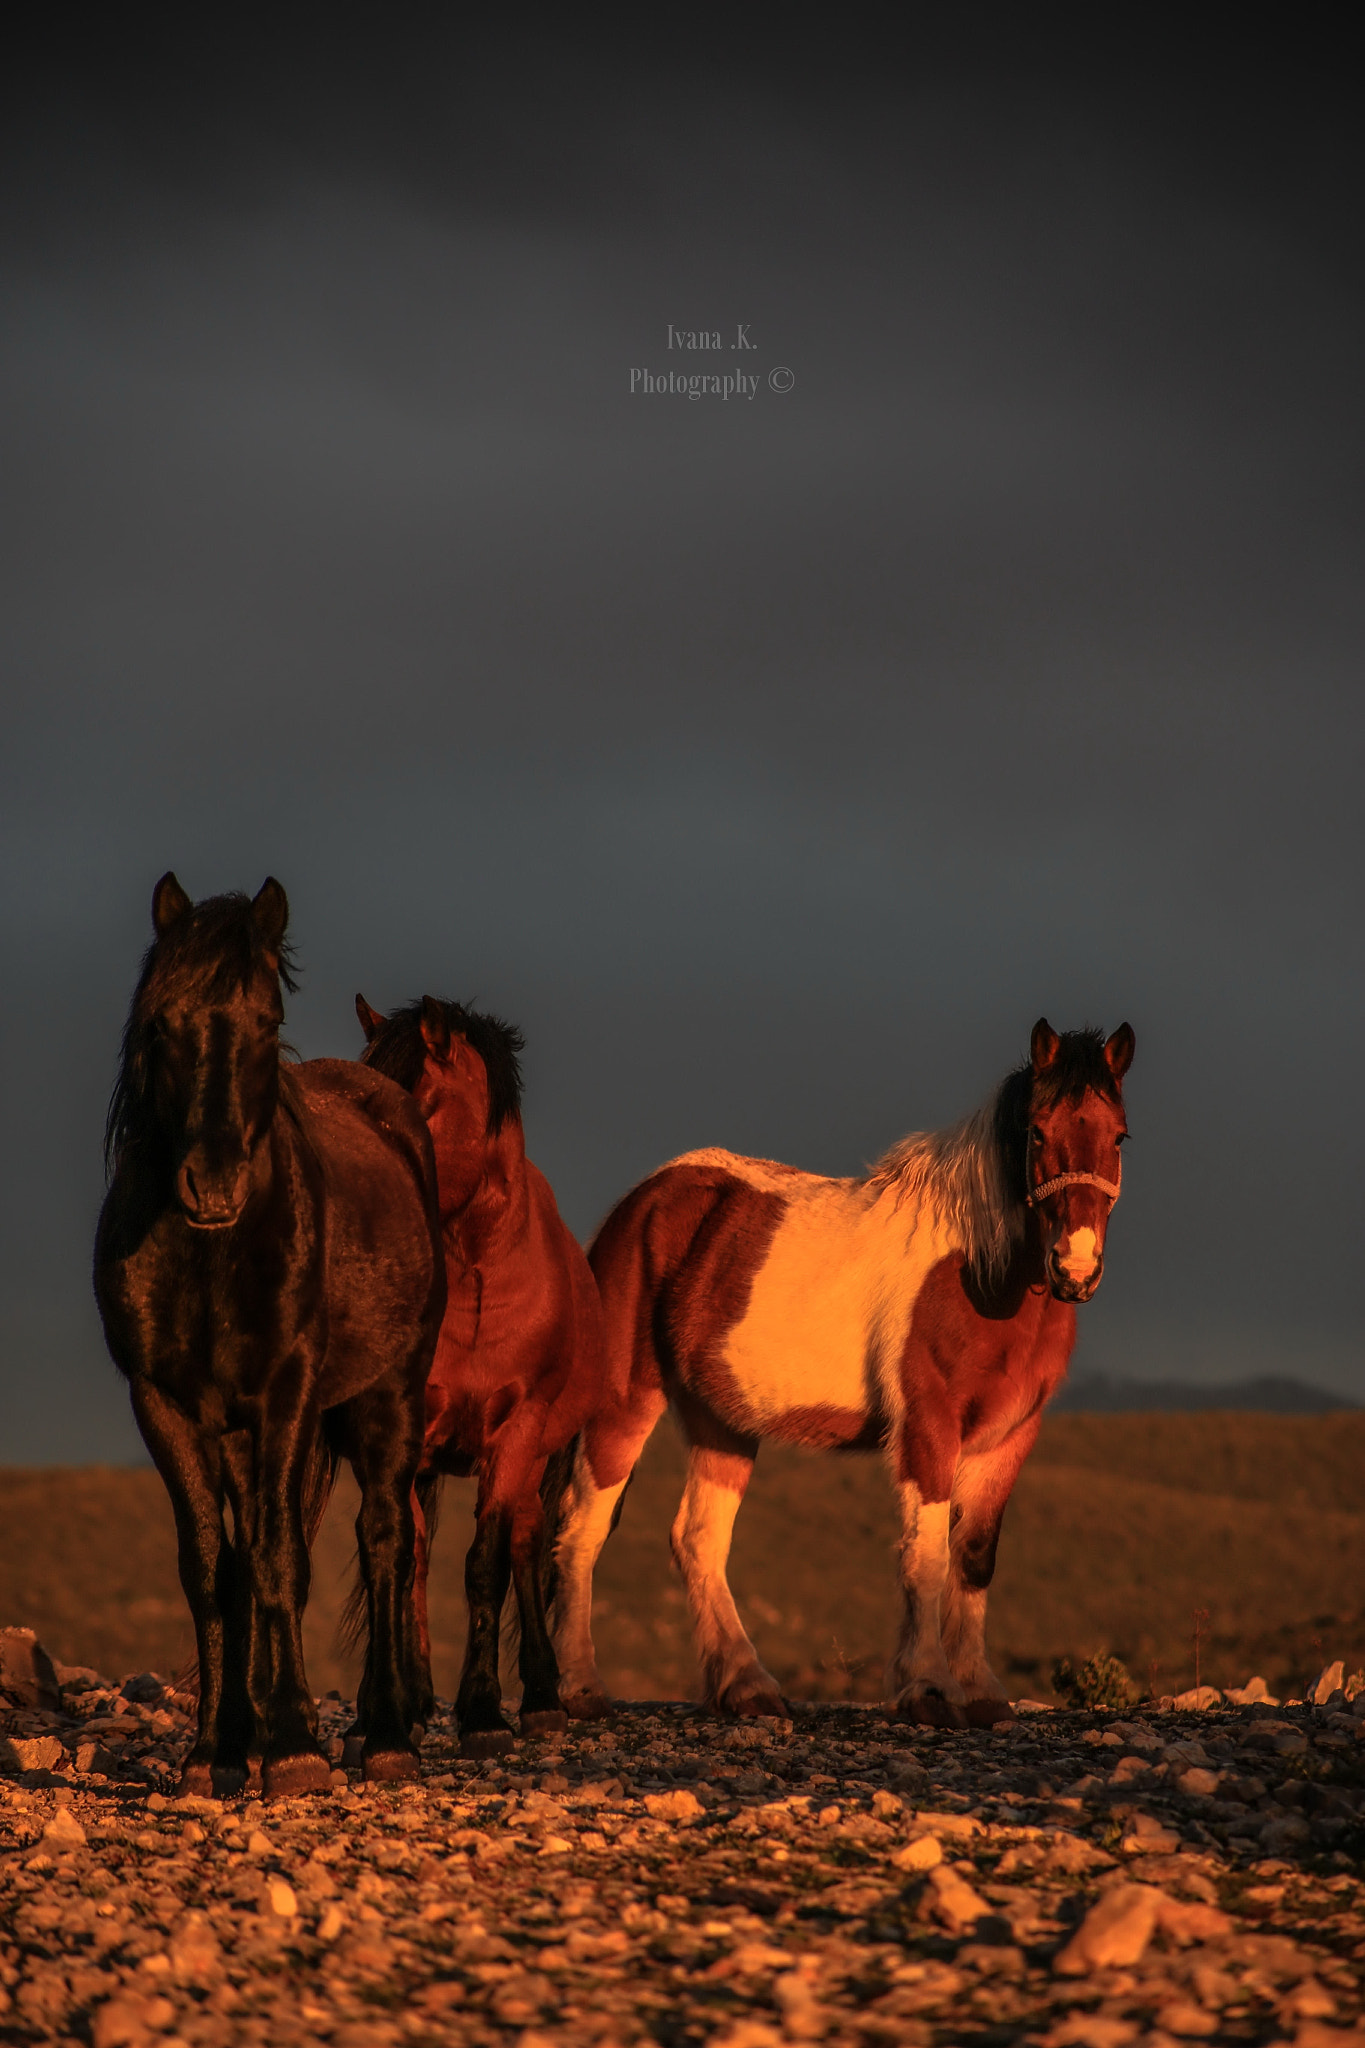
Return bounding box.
[551,1020,1134,1727]
[356,995,608,1755]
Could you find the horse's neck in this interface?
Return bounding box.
[959,1208,1049,1320]
[444,1121,530,1265]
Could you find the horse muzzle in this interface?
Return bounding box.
[176,1158,251,1230]
[1047,1248,1105,1303]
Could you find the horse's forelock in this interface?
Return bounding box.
[1029,1027,1124,1109]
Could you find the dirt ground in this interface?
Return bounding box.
[2,1412,1363,1707]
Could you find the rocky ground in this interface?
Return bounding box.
[2,1661,1364,2048]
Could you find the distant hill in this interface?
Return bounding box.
[1053,1373,1359,1414]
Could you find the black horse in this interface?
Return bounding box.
[94,875,446,1798]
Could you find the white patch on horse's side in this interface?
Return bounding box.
[718,1177,955,1428]
[1057,1224,1099,1280]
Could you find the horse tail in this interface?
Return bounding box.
[303,1430,341,1551]
[338,1467,444,1660]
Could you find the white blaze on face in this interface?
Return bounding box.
[1056,1224,1100,1281]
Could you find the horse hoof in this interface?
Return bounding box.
[459,1726,517,1759]
[719,1687,789,1719]
[562,1690,614,1722]
[263,1752,333,1800]
[363,1748,422,1784]
[341,1735,366,1771]
[520,1709,569,1739]
[894,1695,968,1730]
[210,1763,249,1797]
[175,1762,214,1799]
[964,1698,1016,1728]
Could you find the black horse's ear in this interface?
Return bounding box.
[355,993,384,1043]
[1104,1021,1135,1080]
[251,877,289,953]
[1031,1017,1061,1073]
[152,871,192,935]
[420,996,452,1058]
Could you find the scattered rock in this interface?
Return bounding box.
[1,1733,68,1773]
[41,1804,86,1847]
[1310,1660,1345,1706]
[923,1861,992,1931]
[1054,1883,1162,1973]
[0,1689,1359,2045]
[1171,1686,1223,1711]
[0,1627,62,1710]
[892,1834,943,1871]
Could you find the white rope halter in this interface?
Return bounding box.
[1026,1154,1122,1208]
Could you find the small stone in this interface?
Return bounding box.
[266,1878,298,1917]
[923,1862,991,1931]
[892,1834,943,1871]
[0,1628,62,1711]
[1309,1661,1345,1706]
[642,1788,702,1821]
[91,1994,177,2048]
[246,1829,274,1856]
[1171,1686,1223,1710]
[42,1805,87,1847]
[1,1734,67,1772]
[168,1910,221,1981]
[1155,1894,1232,1944]
[1177,1766,1221,1797]
[1042,2017,1138,2047]
[1053,1884,1162,1974]
[1152,2003,1218,2037]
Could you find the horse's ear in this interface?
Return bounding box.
[251,877,289,953]
[152,871,192,935]
[420,996,451,1059]
[1104,1021,1135,1081]
[1031,1018,1061,1073]
[355,994,384,1043]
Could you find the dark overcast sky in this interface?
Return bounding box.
[3,17,1363,1461]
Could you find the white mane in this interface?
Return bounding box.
[868,1085,1025,1281]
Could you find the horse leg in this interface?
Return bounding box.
[551,1387,667,1717]
[341,1381,425,1783]
[942,1423,1041,1727]
[889,1477,969,1728]
[456,1483,516,1757]
[509,1462,567,1738]
[131,1383,247,1797]
[219,1430,267,1793]
[246,1412,334,1800]
[671,1442,785,1718]
[409,1476,436,1731]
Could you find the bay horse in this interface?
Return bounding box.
[550,1019,1134,1727]
[94,876,446,1797]
[356,993,608,1755]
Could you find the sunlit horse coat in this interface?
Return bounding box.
[551,1020,1133,1725]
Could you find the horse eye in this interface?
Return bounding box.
[1116,1132,1130,1145]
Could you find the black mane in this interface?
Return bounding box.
[362,1001,525,1134]
[104,892,299,1175]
